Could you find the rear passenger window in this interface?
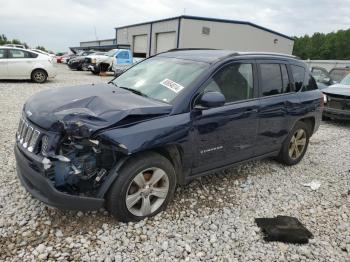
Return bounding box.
[8,49,32,59]
[29,52,38,58]
[281,64,291,93]
[204,63,253,103]
[304,74,318,91]
[260,64,284,96]
[0,49,6,59]
[291,65,305,92]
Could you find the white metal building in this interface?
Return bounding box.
[115,15,294,57]
[70,38,118,53]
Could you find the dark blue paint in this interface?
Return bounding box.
[15,50,323,209]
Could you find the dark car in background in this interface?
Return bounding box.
[323,74,350,120]
[311,66,334,89]
[329,67,350,83]
[67,51,99,71]
[311,66,350,89]
[14,49,322,222]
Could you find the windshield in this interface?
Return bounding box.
[106,49,117,57]
[112,57,209,102]
[340,74,350,86]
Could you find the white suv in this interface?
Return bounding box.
[0,46,56,83]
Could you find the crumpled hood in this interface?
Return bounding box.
[323,84,350,96]
[24,83,172,136]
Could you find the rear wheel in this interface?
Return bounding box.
[107,152,176,222]
[31,69,47,83]
[277,121,310,165]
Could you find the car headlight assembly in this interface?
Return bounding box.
[323,94,327,104]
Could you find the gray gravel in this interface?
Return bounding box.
[0,64,349,261]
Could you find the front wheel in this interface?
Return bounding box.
[81,63,89,71]
[107,152,176,222]
[277,121,310,165]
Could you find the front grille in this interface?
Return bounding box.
[327,95,350,110]
[17,118,41,152]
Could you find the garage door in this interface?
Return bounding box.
[133,35,148,55]
[156,32,176,54]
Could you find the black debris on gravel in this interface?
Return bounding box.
[255,216,313,244]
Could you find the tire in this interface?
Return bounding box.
[81,63,89,71]
[277,121,310,166]
[31,69,48,83]
[322,115,330,121]
[91,66,100,75]
[107,152,176,222]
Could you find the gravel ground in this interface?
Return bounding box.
[0,64,349,261]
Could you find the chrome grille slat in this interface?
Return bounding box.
[23,126,33,148]
[17,118,42,153]
[17,119,24,139]
[20,122,29,143]
[28,130,40,152]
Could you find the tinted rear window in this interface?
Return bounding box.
[291,65,305,92]
[0,49,6,59]
[260,64,283,96]
[304,74,318,91]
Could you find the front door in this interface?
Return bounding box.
[116,51,132,65]
[191,61,260,174]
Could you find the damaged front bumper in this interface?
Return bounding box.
[14,144,105,211]
[323,107,350,120]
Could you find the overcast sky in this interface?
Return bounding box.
[0,0,349,52]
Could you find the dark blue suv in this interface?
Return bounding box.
[14,49,323,222]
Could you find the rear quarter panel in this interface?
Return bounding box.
[297,89,323,134]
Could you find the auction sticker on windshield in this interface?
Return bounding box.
[160,79,185,93]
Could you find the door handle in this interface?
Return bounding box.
[244,108,258,113]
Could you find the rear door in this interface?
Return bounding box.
[0,49,8,78]
[7,49,35,78]
[191,61,260,174]
[255,60,301,156]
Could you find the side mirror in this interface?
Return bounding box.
[195,91,225,109]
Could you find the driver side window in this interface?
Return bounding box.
[204,63,254,103]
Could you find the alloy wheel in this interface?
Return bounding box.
[126,167,169,217]
[288,129,307,160]
[34,71,46,82]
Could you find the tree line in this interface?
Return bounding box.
[293,29,350,60]
[0,34,50,53]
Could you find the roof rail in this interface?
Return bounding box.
[167,48,219,52]
[237,52,299,59]
[165,49,299,59]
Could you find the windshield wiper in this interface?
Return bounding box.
[110,82,148,98]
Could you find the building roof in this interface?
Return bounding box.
[114,15,294,41]
[157,49,298,63]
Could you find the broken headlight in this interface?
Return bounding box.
[51,136,115,194]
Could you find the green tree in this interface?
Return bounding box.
[293,29,350,59]
[35,45,48,52]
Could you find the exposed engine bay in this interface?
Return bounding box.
[48,136,116,196]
